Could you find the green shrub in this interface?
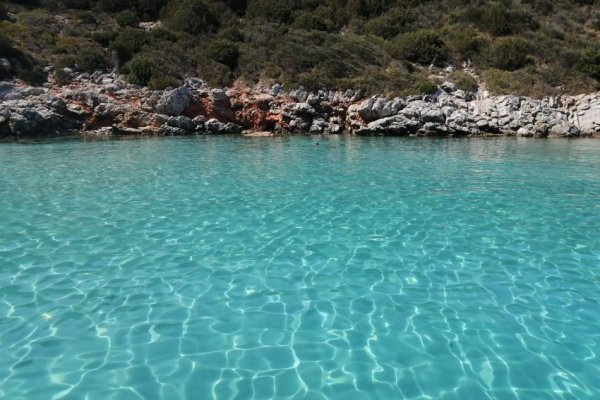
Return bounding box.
[289,58,351,90]
[54,55,78,85]
[17,65,47,85]
[97,0,137,12]
[218,27,243,42]
[53,36,109,72]
[53,36,76,54]
[109,28,146,64]
[90,31,118,47]
[0,31,46,84]
[75,45,110,71]
[292,7,336,32]
[207,38,239,69]
[293,72,322,92]
[363,7,413,39]
[17,9,55,28]
[390,29,449,66]
[150,28,178,42]
[196,58,232,87]
[445,26,489,63]
[246,0,297,23]
[462,2,539,36]
[115,9,139,28]
[137,0,168,19]
[162,0,220,34]
[3,0,600,98]
[127,54,155,85]
[576,49,600,81]
[530,0,553,15]
[74,10,96,24]
[482,68,554,97]
[344,0,394,19]
[486,37,530,71]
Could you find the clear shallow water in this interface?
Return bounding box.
[0,136,599,400]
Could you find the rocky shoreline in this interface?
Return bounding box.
[1,72,600,139]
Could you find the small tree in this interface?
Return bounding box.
[162,0,220,34]
[110,28,146,65]
[486,37,530,71]
[576,49,600,81]
[391,29,449,66]
[207,38,239,69]
[128,55,155,86]
[116,9,140,28]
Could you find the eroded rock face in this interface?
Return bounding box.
[351,90,588,137]
[2,72,599,138]
[564,94,600,135]
[0,91,83,137]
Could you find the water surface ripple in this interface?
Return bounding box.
[1,137,599,399]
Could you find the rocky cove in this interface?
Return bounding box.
[1,72,600,139]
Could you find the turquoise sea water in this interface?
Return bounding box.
[0,136,599,400]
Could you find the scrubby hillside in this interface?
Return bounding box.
[2,0,600,97]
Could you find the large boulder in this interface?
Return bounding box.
[0,94,82,137]
[155,87,192,116]
[356,114,422,136]
[166,115,196,132]
[548,122,581,137]
[421,106,445,123]
[357,97,404,122]
[571,95,600,134]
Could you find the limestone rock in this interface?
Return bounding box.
[271,84,284,96]
[205,118,242,135]
[358,97,401,122]
[440,81,457,93]
[166,115,195,132]
[290,89,308,103]
[356,115,422,136]
[309,118,327,133]
[549,122,580,137]
[289,118,309,132]
[292,103,316,116]
[156,87,192,116]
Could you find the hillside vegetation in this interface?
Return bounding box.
[2,0,600,97]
